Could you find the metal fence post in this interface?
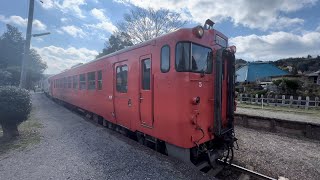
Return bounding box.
[315,97,319,107]
[305,96,310,110]
[298,96,302,108]
[255,94,259,104]
[261,94,264,109]
[274,95,278,106]
[282,95,285,106]
[289,96,293,108]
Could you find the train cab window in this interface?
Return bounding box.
[142,59,151,90]
[79,74,86,90]
[175,42,213,74]
[97,70,102,90]
[87,72,96,90]
[73,75,78,89]
[161,45,170,73]
[68,76,72,88]
[116,65,128,93]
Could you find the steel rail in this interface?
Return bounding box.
[217,159,277,180]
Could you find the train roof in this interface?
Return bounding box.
[51,27,228,78]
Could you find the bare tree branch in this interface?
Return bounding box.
[117,7,187,44]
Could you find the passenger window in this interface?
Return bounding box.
[73,75,78,89]
[87,72,96,90]
[161,45,170,73]
[116,65,128,93]
[97,70,102,90]
[63,77,67,88]
[142,59,151,90]
[79,74,86,90]
[68,76,72,88]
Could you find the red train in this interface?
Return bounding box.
[48,19,237,171]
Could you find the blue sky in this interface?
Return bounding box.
[0,0,319,74]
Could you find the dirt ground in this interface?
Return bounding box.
[233,126,320,180]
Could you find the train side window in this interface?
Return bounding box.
[63,77,67,88]
[142,59,151,90]
[116,65,128,93]
[97,70,102,90]
[73,75,78,89]
[68,76,72,88]
[87,72,96,90]
[161,45,170,73]
[79,74,86,90]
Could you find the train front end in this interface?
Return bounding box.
[166,21,237,170]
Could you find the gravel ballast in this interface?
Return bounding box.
[0,94,215,180]
[234,126,320,180]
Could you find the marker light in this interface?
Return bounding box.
[192,26,204,38]
[227,45,236,54]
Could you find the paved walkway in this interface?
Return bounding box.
[0,94,214,180]
[236,107,320,125]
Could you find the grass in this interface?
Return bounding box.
[237,102,320,117]
[0,107,43,156]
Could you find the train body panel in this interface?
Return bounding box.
[48,26,236,166]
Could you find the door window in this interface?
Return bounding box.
[116,65,128,93]
[161,45,170,73]
[142,59,151,90]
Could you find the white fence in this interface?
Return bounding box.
[237,94,320,110]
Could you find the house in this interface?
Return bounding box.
[306,70,320,85]
[236,62,289,83]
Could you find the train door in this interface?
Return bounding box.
[139,55,153,128]
[213,48,235,136]
[113,61,131,128]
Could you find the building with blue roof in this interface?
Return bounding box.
[236,62,289,83]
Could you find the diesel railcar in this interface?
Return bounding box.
[48,20,237,170]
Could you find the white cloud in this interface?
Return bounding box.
[0,15,47,31]
[230,31,320,61]
[33,45,98,74]
[61,25,86,38]
[85,8,117,33]
[115,0,316,30]
[91,8,107,22]
[60,17,68,23]
[39,0,86,18]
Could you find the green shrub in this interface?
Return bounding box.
[0,86,31,139]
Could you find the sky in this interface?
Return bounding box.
[0,0,319,74]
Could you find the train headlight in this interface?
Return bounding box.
[192,26,204,38]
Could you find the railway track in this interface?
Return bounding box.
[217,159,278,180]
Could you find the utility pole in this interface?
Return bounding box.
[19,0,35,88]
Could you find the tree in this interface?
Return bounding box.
[0,24,24,68]
[0,24,47,88]
[0,86,31,139]
[117,7,187,44]
[96,32,133,58]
